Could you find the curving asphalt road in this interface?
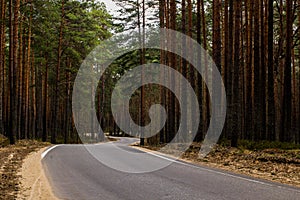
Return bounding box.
[42,137,300,200]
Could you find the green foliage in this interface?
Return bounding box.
[217,138,232,147]
[0,134,9,147]
[112,0,159,32]
[30,0,112,85]
[218,138,300,150]
[14,0,114,143]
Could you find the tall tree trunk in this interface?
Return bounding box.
[240,6,245,140]
[159,0,166,144]
[275,0,284,141]
[24,3,31,139]
[226,0,234,143]
[64,58,71,143]
[43,51,48,142]
[245,0,253,140]
[181,0,187,141]
[0,0,7,134]
[267,0,275,141]
[8,0,20,144]
[291,47,297,142]
[30,52,36,138]
[36,58,43,139]
[298,0,300,144]
[8,0,13,143]
[200,0,209,136]
[212,0,222,143]
[213,0,221,73]
[253,0,261,141]
[13,0,20,139]
[163,0,170,142]
[187,0,196,142]
[222,0,229,140]
[137,0,145,145]
[231,0,241,147]
[281,0,293,142]
[168,0,176,143]
[52,0,65,144]
[17,6,24,139]
[195,0,203,142]
[260,0,266,140]
[21,30,26,139]
[141,0,146,143]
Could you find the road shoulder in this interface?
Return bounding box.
[17,147,58,200]
[131,143,300,188]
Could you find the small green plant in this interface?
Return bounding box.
[0,134,9,147]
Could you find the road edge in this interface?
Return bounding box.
[131,144,300,191]
[17,147,59,200]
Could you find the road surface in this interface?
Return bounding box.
[42,137,300,200]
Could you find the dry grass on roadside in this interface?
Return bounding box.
[0,140,49,200]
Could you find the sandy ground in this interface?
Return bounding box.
[17,147,58,200]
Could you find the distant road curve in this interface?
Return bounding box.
[42,137,300,200]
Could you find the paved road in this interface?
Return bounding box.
[42,137,300,200]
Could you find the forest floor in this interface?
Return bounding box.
[135,143,300,188]
[0,140,50,200]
